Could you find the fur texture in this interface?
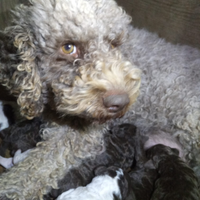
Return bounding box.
[0,118,42,157]
[0,0,141,199]
[45,123,144,199]
[128,164,157,200]
[56,166,129,200]
[0,0,200,199]
[117,26,200,165]
[146,144,200,200]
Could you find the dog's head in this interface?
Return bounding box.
[146,144,180,167]
[0,0,141,122]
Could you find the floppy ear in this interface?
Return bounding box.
[0,26,44,119]
[171,147,179,156]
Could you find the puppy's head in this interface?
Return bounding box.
[0,0,141,121]
[94,166,130,199]
[146,144,180,167]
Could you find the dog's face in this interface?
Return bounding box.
[0,0,141,121]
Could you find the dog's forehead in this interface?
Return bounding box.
[27,0,131,44]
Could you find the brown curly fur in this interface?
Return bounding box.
[0,1,140,121]
[0,0,141,199]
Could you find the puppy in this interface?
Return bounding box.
[56,166,130,200]
[146,144,200,200]
[46,123,146,199]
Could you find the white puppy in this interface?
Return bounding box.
[57,167,127,200]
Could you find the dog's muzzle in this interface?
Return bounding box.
[103,93,130,113]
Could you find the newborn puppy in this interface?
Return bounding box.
[56,166,130,200]
[127,130,158,200]
[46,123,146,199]
[128,166,157,200]
[0,117,43,157]
[146,144,200,200]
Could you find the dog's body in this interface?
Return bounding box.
[46,123,143,199]
[119,27,200,165]
[146,144,200,200]
[0,0,200,199]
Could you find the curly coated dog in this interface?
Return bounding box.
[0,0,200,199]
[45,123,142,199]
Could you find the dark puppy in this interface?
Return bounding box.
[146,144,200,200]
[126,130,158,200]
[0,118,43,157]
[46,123,147,199]
[128,166,157,200]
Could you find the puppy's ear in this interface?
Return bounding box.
[171,148,179,156]
[94,166,107,176]
[0,27,44,119]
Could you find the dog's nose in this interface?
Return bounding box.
[103,93,130,113]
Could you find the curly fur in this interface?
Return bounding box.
[56,166,129,200]
[117,26,200,165]
[146,144,200,200]
[128,167,157,200]
[0,0,200,199]
[0,0,140,120]
[45,123,144,199]
[0,123,108,199]
[0,1,141,198]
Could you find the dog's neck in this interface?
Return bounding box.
[42,105,108,131]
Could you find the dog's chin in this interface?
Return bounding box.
[77,109,127,124]
[55,104,129,125]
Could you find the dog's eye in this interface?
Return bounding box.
[111,44,115,49]
[61,44,77,54]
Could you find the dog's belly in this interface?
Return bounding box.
[119,27,200,163]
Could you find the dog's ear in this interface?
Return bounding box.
[171,147,179,156]
[94,166,107,176]
[0,27,44,119]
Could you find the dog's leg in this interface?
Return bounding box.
[0,125,105,200]
[0,156,13,169]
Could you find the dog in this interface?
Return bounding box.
[0,0,200,199]
[0,123,146,199]
[56,166,130,200]
[0,1,140,198]
[146,144,200,200]
[128,165,157,200]
[0,118,42,158]
[45,123,146,199]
